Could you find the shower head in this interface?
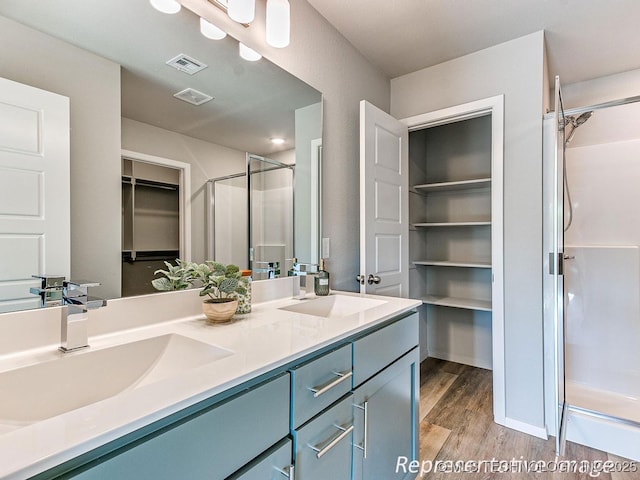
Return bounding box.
[564,110,593,144]
[574,111,592,126]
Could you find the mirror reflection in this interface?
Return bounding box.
[0,0,322,313]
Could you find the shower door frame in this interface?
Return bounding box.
[246,153,295,274]
[544,82,640,455]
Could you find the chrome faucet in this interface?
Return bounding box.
[30,275,66,307]
[287,259,319,298]
[59,280,107,352]
[253,261,281,279]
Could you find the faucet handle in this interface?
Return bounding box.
[64,280,101,289]
[32,275,66,289]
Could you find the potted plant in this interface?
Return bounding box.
[151,259,194,292]
[152,260,248,323]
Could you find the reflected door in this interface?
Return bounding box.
[0,77,70,313]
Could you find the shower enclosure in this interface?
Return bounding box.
[543,77,640,461]
[206,154,294,280]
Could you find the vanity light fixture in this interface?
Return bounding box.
[200,17,227,40]
[266,0,290,48]
[227,0,255,24]
[270,137,285,145]
[149,0,181,14]
[239,42,262,61]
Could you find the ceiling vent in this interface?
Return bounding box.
[166,54,207,75]
[173,88,214,106]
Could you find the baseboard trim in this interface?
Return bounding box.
[428,350,492,370]
[502,417,548,440]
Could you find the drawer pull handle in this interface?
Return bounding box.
[309,370,353,398]
[354,400,369,458]
[310,424,355,459]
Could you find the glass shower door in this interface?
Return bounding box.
[551,75,567,455]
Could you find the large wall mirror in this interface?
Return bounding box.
[0,0,322,312]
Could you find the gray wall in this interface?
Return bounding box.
[391,31,547,430]
[181,0,391,291]
[294,102,323,264]
[122,118,246,265]
[0,15,122,299]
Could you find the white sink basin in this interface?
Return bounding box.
[279,294,387,318]
[0,334,232,425]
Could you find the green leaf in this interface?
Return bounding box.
[225,264,240,276]
[151,277,172,291]
[219,277,239,293]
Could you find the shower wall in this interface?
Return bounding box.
[250,167,294,279]
[563,102,640,414]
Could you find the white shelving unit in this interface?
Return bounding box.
[122,159,181,296]
[407,109,501,370]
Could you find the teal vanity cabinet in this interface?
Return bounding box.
[290,344,354,480]
[35,309,419,480]
[352,313,420,480]
[67,373,292,480]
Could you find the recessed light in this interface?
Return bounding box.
[270,138,285,145]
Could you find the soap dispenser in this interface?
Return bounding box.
[314,259,330,296]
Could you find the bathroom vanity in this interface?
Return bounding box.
[0,287,420,480]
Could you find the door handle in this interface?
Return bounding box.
[367,274,381,285]
[354,400,369,458]
[356,274,365,285]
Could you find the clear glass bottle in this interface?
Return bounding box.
[314,259,330,296]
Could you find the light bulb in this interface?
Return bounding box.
[266,0,290,48]
[200,18,227,40]
[239,43,262,61]
[228,0,255,24]
[270,138,285,145]
[149,0,181,14]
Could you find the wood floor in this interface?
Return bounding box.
[418,358,638,480]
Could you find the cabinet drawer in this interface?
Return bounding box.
[291,344,352,428]
[73,373,290,480]
[294,394,354,480]
[229,438,293,480]
[353,312,418,387]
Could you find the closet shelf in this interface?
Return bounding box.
[421,295,492,312]
[413,221,491,228]
[414,260,492,269]
[412,177,491,193]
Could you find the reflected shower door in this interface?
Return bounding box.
[207,174,248,268]
[247,154,294,280]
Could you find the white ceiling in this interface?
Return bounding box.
[0,0,321,156]
[307,0,640,85]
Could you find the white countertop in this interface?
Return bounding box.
[0,291,420,479]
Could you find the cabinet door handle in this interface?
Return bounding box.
[354,400,369,458]
[309,370,353,398]
[310,423,354,459]
[356,274,366,285]
[277,465,295,479]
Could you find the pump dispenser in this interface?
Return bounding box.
[314,259,330,296]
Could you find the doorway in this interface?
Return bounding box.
[120,150,191,296]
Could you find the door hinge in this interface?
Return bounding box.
[548,252,564,275]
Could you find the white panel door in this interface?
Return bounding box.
[359,100,409,297]
[0,76,70,313]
